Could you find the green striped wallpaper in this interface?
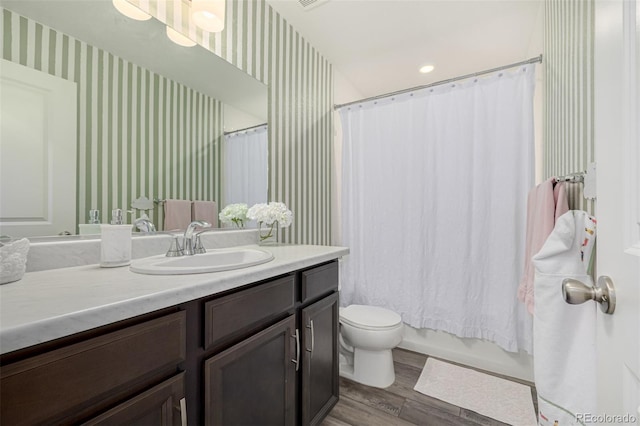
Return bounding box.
[1,8,224,231]
[544,0,595,213]
[132,0,334,245]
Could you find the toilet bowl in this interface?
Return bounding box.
[339,304,403,388]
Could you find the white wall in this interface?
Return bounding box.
[334,69,364,106]
[529,2,545,184]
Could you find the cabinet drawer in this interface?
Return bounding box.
[300,261,338,305]
[83,373,185,426]
[204,275,295,350]
[0,311,186,426]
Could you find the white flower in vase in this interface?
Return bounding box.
[247,202,293,242]
[219,203,249,228]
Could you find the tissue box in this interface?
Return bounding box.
[0,238,30,284]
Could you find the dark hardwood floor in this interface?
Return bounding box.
[321,348,537,426]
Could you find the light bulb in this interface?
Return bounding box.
[191,0,226,33]
[112,0,152,21]
[166,26,196,47]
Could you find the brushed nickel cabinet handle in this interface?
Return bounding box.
[306,320,315,355]
[180,397,187,426]
[291,328,300,371]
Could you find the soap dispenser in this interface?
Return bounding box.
[100,209,133,267]
[79,209,102,235]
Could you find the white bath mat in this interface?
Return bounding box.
[413,358,537,426]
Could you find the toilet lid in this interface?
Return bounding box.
[340,305,402,330]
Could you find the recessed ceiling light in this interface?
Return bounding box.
[112,0,152,21]
[166,26,197,47]
[419,65,435,74]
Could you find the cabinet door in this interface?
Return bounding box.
[301,293,339,426]
[82,373,185,426]
[204,315,297,426]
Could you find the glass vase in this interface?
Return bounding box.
[258,221,279,245]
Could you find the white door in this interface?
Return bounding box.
[0,59,77,237]
[594,0,640,421]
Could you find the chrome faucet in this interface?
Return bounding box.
[134,216,156,233]
[183,220,211,255]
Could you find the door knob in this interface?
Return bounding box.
[562,276,616,314]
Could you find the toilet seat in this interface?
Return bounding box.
[340,305,402,331]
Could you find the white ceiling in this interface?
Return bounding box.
[266,0,543,103]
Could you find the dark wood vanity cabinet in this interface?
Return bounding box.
[0,259,340,426]
[301,292,339,426]
[201,260,340,426]
[0,311,186,425]
[299,262,341,425]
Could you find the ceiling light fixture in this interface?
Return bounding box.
[419,65,435,74]
[112,0,152,21]
[166,26,197,47]
[191,0,226,33]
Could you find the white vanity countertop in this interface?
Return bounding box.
[0,244,349,355]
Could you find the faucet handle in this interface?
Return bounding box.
[166,235,184,257]
[186,220,211,234]
[183,221,211,255]
[194,235,206,254]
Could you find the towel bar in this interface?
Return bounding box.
[562,276,616,314]
[555,173,584,183]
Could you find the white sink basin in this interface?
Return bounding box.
[130,248,274,275]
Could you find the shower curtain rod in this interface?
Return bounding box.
[224,122,267,136]
[334,54,543,110]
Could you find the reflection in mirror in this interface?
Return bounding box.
[1,58,77,238]
[0,1,267,238]
[223,124,268,211]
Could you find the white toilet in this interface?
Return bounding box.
[339,304,404,388]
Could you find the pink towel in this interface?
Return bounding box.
[517,178,569,314]
[192,200,218,228]
[163,199,193,231]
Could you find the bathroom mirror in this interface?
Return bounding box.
[0,0,268,237]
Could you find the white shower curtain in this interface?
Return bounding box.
[339,65,535,353]
[223,125,268,207]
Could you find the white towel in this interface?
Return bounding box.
[163,199,192,231]
[0,238,30,284]
[532,211,597,426]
